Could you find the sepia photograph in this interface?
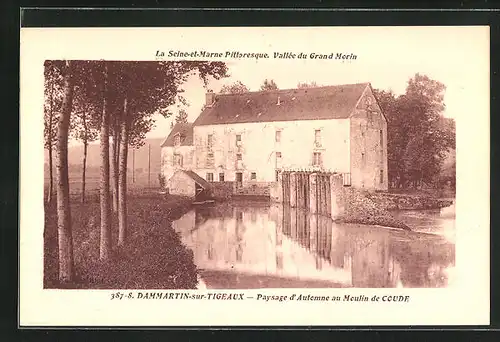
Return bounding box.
[42,61,456,290]
[20,26,489,326]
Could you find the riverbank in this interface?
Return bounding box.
[367,191,454,211]
[44,190,197,289]
[336,189,412,230]
[335,188,454,231]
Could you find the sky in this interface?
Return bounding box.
[145,26,488,139]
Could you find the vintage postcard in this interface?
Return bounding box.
[19,26,490,326]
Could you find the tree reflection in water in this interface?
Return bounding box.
[172,202,455,289]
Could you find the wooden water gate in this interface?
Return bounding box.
[280,170,347,218]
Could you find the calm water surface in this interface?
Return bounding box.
[172,201,455,289]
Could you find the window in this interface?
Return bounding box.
[380,170,384,184]
[206,152,214,168]
[173,153,183,167]
[275,152,282,166]
[236,172,243,183]
[343,173,352,187]
[251,172,257,180]
[236,153,242,161]
[236,134,242,143]
[207,134,214,150]
[313,152,322,166]
[275,130,281,142]
[219,173,225,182]
[275,170,280,182]
[206,173,214,182]
[379,129,383,146]
[314,129,321,146]
[174,134,181,146]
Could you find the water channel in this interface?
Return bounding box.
[172,201,455,289]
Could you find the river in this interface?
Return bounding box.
[172,201,455,289]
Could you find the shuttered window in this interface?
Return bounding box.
[314,129,321,147]
[313,152,322,166]
[207,134,214,151]
[173,153,183,167]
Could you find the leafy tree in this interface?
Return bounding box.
[99,63,113,259]
[44,64,63,203]
[373,73,455,188]
[104,61,229,246]
[175,109,189,124]
[70,86,99,203]
[52,60,228,262]
[219,81,249,94]
[297,81,319,89]
[260,79,278,91]
[48,60,76,283]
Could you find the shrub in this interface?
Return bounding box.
[158,173,166,188]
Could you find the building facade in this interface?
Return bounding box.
[160,123,195,182]
[167,169,212,200]
[190,82,388,191]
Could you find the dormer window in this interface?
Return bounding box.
[174,133,181,146]
[314,129,322,147]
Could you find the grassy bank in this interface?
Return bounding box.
[44,190,197,289]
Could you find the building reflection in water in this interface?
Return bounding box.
[172,202,455,289]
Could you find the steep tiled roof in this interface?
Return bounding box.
[182,170,211,190]
[160,123,193,147]
[193,83,369,126]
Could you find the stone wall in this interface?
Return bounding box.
[234,182,272,197]
[339,188,411,230]
[210,181,272,200]
[349,86,388,191]
[167,171,196,198]
[210,182,235,201]
[365,192,453,211]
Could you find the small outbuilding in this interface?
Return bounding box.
[167,170,213,202]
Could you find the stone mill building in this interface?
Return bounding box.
[161,82,388,200]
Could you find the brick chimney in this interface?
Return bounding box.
[205,91,216,107]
